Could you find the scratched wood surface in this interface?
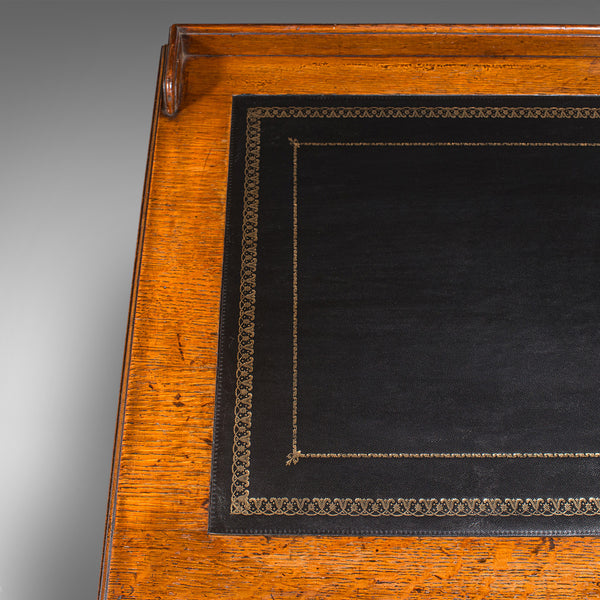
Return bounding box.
[100,25,600,600]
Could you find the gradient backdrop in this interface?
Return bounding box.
[2,2,600,599]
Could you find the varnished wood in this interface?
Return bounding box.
[163,26,184,116]
[163,24,600,116]
[101,25,600,600]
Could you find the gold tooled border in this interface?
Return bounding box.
[231,105,600,516]
[288,140,600,464]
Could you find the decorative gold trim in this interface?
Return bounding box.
[239,496,600,517]
[231,105,600,516]
[288,138,600,463]
[296,142,600,147]
[291,138,300,462]
[230,108,261,512]
[292,451,600,462]
[247,106,600,120]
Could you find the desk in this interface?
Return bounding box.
[99,24,600,599]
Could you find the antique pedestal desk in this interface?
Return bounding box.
[100,24,600,599]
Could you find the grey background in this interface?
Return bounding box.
[2,2,599,599]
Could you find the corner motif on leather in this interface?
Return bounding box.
[286,449,303,466]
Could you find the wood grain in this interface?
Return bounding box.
[100,25,600,600]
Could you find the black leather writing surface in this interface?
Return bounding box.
[209,95,600,535]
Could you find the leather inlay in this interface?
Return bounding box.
[209,96,600,535]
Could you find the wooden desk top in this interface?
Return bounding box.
[99,24,600,599]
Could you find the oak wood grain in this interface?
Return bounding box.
[101,25,600,600]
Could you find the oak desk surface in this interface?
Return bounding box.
[100,24,600,599]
